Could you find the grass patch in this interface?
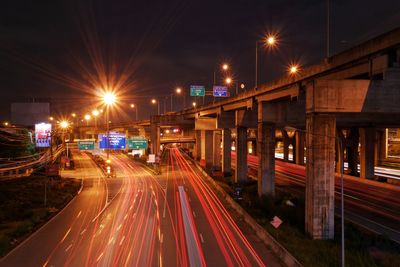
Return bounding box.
[0,176,80,256]
[213,176,400,267]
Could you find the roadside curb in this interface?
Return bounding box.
[191,160,303,267]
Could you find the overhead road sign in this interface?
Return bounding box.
[128,137,148,149]
[78,140,95,150]
[98,133,126,149]
[213,86,228,97]
[190,85,205,96]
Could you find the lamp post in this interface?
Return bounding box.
[130,103,138,120]
[151,99,160,115]
[103,92,116,161]
[255,34,277,89]
[84,114,91,126]
[92,110,99,138]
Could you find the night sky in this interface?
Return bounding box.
[1,0,399,122]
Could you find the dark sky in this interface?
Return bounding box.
[1,0,399,121]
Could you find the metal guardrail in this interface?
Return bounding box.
[0,145,65,179]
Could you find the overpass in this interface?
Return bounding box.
[75,27,400,240]
[149,27,400,240]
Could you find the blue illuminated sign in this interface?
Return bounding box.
[98,133,126,149]
[213,86,228,97]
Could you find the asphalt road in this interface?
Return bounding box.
[1,150,280,266]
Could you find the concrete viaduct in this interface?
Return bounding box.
[77,27,400,240]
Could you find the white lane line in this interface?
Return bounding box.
[178,186,205,266]
[80,229,86,235]
[199,233,205,243]
[65,244,73,252]
[192,211,196,218]
[160,233,164,243]
[119,235,125,246]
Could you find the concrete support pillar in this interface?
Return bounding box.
[222,129,231,176]
[150,124,160,155]
[257,122,275,196]
[295,131,305,165]
[201,130,213,172]
[213,131,222,170]
[359,128,376,179]
[235,126,248,183]
[305,114,336,240]
[283,130,290,161]
[194,130,201,160]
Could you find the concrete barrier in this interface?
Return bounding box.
[192,160,303,267]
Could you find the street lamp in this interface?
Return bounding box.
[255,34,278,89]
[192,102,197,108]
[130,103,138,120]
[84,114,91,126]
[102,91,116,161]
[151,99,160,115]
[289,64,300,75]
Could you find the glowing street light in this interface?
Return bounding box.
[289,64,300,75]
[49,116,54,121]
[130,103,138,120]
[151,99,160,115]
[103,92,116,106]
[225,77,232,85]
[3,122,9,126]
[256,33,279,88]
[71,113,76,118]
[176,87,182,94]
[222,63,229,71]
[192,102,197,107]
[60,120,69,129]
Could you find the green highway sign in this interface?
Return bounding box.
[128,137,148,149]
[78,140,95,150]
[190,85,205,96]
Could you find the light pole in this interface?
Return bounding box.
[151,99,160,115]
[130,103,138,120]
[92,110,99,139]
[213,63,229,103]
[103,92,116,161]
[84,114,91,126]
[255,34,277,89]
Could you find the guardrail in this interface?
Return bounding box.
[0,145,65,180]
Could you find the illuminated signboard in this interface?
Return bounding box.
[35,123,52,148]
[98,133,126,149]
[128,137,148,149]
[78,140,95,150]
[190,85,205,96]
[213,85,228,97]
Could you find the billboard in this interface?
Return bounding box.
[98,133,126,149]
[213,86,228,97]
[35,123,52,148]
[190,85,205,96]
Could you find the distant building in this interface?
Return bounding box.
[11,102,50,126]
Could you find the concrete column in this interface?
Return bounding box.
[359,128,376,179]
[222,129,231,176]
[305,114,336,240]
[213,131,222,170]
[235,126,247,183]
[283,130,290,161]
[295,131,305,165]
[150,124,160,155]
[257,122,275,196]
[194,130,201,160]
[201,130,213,172]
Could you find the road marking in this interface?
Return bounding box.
[108,236,114,245]
[160,233,164,243]
[199,233,205,243]
[192,211,196,218]
[65,244,73,252]
[119,235,125,246]
[80,229,86,235]
[96,252,104,262]
[117,223,122,231]
[61,228,71,243]
[76,211,82,218]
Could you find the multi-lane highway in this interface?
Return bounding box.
[232,152,400,243]
[1,149,279,266]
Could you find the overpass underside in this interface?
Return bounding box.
[191,70,400,240]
